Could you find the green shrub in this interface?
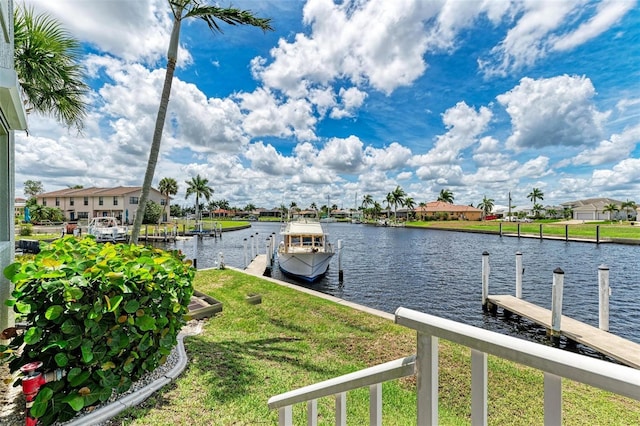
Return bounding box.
[19,223,33,236]
[1,236,194,425]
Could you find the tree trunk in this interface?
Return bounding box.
[130,16,182,244]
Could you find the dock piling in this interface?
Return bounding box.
[598,264,610,331]
[551,268,565,344]
[515,252,523,299]
[243,238,248,269]
[482,251,490,310]
[338,239,343,281]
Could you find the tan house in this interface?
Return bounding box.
[414,201,483,221]
[35,186,167,224]
[561,198,633,221]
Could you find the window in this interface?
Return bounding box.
[70,197,74,206]
[55,197,60,207]
[130,197,139,204]
[43,200,47,206]
[113,196,118,206]
[78,212,89,219]
[84,197,89,206]
[99,196,104,206]
[160,199,166,206]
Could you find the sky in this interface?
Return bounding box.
[16,0,640,212]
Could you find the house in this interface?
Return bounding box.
[14,198,25,217]
[561,198,632,221]
[35,186,167,224]
[414,201,483,221]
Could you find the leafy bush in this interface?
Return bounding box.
[1,236,194,425]
[19,223,33,236]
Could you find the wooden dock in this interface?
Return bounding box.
[487,295,640,369]
[245,254,268,276]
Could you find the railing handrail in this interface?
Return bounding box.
[395,307,640,400]
[267,354,415,409]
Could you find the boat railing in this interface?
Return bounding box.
[268,307,640,425]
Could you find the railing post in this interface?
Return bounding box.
[515,252,523,299]
[499,222,502,237]
[517,223,521,237]
[369,383,382,426]
[598,264,610,331]
[596,225,600,244]
[243,238,248,269]
[544,373,562,425]
[335,392,346,426]
[250,234,255,259]
[307,399,317,426]
[416,332,438,426]
[551,268,564,344]
[278,406,292,426]
[565,224,568,241]
[539,223,543,240]
[338,239,344,281]
[482,251,490,310]
[471,349,488,426]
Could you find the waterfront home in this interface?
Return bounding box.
[561,198,633,221]
[35,186,167,224]
[414,201,483,221]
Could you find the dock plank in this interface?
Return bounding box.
[488,295,640,369]
[245,254,267,276]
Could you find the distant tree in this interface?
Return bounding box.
[532,203,544,218]
[143,200,162,224]
[621,200,637,220]
[331,204,338,211]
[404,196,415,220]
[309,202,317,211]
[244,203,256,212]
[527,188,544,205]
[170,204,183,218]
[68,185,83,189]
[372,201,382,219]
[390,186,406,221]
[24,180,44,199]
[130,2,273,243]
[217,199,230,210]
[602,203,619,221]
[438,189,454,204]
[185,174,214,221]
[545,208,557,219]
[385,192,393,211]
[158,177,178,224]
[477,196,494,219]
[563,207,573,219]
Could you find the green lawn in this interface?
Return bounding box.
[110,269,640,425]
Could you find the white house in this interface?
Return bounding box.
[561,198,632,221]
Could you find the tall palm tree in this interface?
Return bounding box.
[130,2,273,243]
[602,203,619,221]
[390,185,406,221]
[438,189,454,204]
[14,5,89,131]
[361,194,374,219]
[532,203,544,218]
[527,188,544,205]
[185,174,214,221]
[404,196,416,220]
[477,196,494,219]
[621,200,637,221]
[385,192,393,215]
[158,177,178,225]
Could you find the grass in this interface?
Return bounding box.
[406,220,640,241]
[109,269,640,425]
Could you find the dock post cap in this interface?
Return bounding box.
[482,251,490,255]
[553,267,564,274]
[598,264,609,270]
[516,251,522,255]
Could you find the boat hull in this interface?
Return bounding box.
[278,252,333,282]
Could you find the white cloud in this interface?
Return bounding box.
[365,142,413,171]
[591,158,640,188]
[244,142,298,176]
[551,0,635,51]
[317,136,365,173]
[498,75,608,150]
[514,156,552,179]
[570,125,640,166]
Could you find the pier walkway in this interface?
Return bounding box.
[487,294,640,369]
[245,254,268,276]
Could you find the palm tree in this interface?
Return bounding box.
[14,5,89,130]
[361,194,374,220]
[621,200,637,221]
[602,203,619,221]
[385,192,394,217]
[545,208,557,219]
[390,186,406,221]
[185,174,214,221]
[477,196,494,219]
[532,203,544,218]
[130,3,273,243]
[158,177,178,225]
[527,188,544,205]
[404,196,416,220]
[438,189,454,204]
[372,201,382,219]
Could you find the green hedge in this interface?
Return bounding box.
[1,236,194,425]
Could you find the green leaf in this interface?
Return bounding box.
[54,352,69,367]
[62,393,85,411]
[106,295,123,312]
[123,299,139,314]
[67,368,90,387]
[45,305,64,320]
[135,315,156,332]
[61,319,81,335]
[3,262,21,281]
[63,287,84,302]
[30,387,53,418]
[15,301,32,314]
[81,341,94,363]
[24,327,42,344]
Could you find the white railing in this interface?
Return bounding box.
[268,307,640,425]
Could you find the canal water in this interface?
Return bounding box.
[164,222,640,352]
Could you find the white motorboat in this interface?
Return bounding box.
[277,216,334,282]
[87,216,128,242]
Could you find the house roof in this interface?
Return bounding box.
[415,201,482,213]
[561,198,625,208]
[37,186,163,197]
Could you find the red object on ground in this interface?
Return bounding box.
[20,362,45,426]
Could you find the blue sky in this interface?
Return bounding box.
[18,0,640,212]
